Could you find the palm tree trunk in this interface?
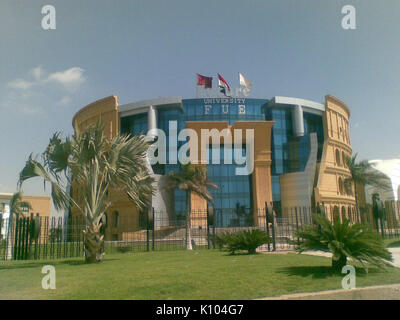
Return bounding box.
[83,222,105,263]
[185,191,192,250]
[332,254,347,271]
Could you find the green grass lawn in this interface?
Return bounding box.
[1,250,400,300]
[385,237,400,248]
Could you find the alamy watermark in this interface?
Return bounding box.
[342,5,356,30]
[145,121,255,175]
[41,265,56,289]
[341,265,356,290]
[41,5,56,30]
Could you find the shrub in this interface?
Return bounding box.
[294,214,393,271]
[116,245,132,253]
[216,229,271,254]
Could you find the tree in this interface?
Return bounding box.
[19,122,154,263]
[164,163,218,250]
[344,154,391,210]
[294,214,392,271]
[10,192,32,219]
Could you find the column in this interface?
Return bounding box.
[292,104,304,137]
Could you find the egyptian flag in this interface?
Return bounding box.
[217,73,231,96]
[197,74,213,89]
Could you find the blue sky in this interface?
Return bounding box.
[1,0,399,197]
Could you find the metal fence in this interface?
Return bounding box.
[1,201,400,261]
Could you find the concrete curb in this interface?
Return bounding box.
[258,283,400,300]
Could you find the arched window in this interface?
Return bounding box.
[341,206,346,222]
[333,206,340,221]
[101,212,108,227]
[112,211,120,227]
[338,177,344,195]
[348,206,352,223]
[342,151,347,167]
[335,149,341,166]
[344,178,353,196]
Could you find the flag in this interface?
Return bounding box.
[217,73,231,96]
[239,73,252,88]
[197,74,213,89]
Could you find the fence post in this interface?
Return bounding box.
[295,207,299,244]
[13,218,18,260]
[145,209,149,252]
[206,207,210,249]
[265,202,271,252]
[24,217,30,260]
[152,208,155,251]
[212,211,216,249]
[269,203,276,252]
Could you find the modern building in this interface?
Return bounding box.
[72,94,356,237]
[364,158,400,203]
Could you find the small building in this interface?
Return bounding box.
[0,193,51,239]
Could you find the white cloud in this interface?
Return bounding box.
[31,66,44,81]
[7,66,86,91]
[46,67,85,89]
[58,96,72,105]
[8,78,33,90]
[3,66,86,115]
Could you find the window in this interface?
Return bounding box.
[342,151,347,167]
[333,206,340,219]
[112,211,120,228]
[341,206,346,221]
[338,177,344,195]
[335,149,341,166]
[344,179,353,196]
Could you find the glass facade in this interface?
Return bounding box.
[121,113,148,136]
[265,106,324,202]
[120,98,324,225]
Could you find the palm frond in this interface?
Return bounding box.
[294,214,392,270]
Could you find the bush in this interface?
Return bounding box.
[294,214,393,271]
[216,229,271,254]
[116,245,132,253]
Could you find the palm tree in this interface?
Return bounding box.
[10,192,32,219]
[164,163,218,250]
[18,122,154,263]
[294,214,392,271]
[344,154,391,210]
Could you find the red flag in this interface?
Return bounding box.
[197,74,213,89]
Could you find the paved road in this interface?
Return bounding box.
[390,248,400,267]
[262,284,400,300]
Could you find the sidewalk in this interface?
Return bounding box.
[260,283,400,300]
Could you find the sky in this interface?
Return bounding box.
[1,0,399,202]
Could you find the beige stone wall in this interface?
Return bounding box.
[72,95,120,138]
[315,95,356,220]
[71,95,142,239]
[22,195,51,217]
[185,121,274,226]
